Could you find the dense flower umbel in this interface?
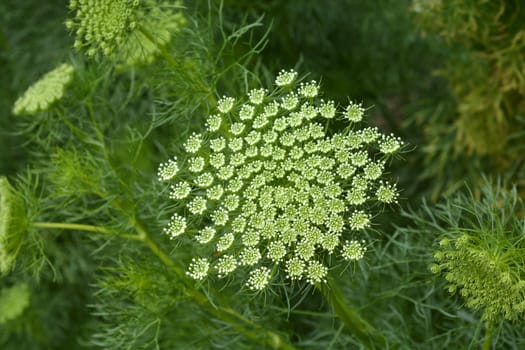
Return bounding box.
[428,180,525,324]
[159,69,402,291]
[432,234,525,324]
[66,0,185,64]
[12,63,74,116]
[67,0,139,57]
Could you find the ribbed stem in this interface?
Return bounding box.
[32,222,140,241]
[482,322,494,350]
[320,280,385,349]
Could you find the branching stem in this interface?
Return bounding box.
[320,279,385,349]
[32,222,140,241]
[34,218,296,350]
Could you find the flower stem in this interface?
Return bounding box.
[32,221,140,241]
[130,217,186,280]
[33,218,296,349]
[482,322,494,350]
[320,280,385,349]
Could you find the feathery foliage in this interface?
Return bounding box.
[1,0,524,349]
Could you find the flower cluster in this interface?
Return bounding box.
[159,69,402,291]
[0,177,28,275]
[67,0,139,57]
[12,63,74,116]
[427,180,525,324]
[431,234,525,323]
[0,283,30,324]
[66,0,185,64]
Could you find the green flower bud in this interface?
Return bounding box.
[66,0,186,65]
[429,180,525,323]
[13,63,74,116]
[0,283,31,324]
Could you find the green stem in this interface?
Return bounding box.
[482,322,494,350]
[32,221,140,241]
[34,217,295,349]
[320,280,385,349]
[56,107,89,142]
[130,217,186,280]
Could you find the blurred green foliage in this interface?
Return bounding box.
[412,0,525,197]
[1,0,524,349]
[0,0,71,175]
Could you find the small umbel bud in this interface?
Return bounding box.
[344,102,364,122]
[0,283,31,324]
[66,0,186,65]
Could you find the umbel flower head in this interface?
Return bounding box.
[0,177,29,275]
[159,69,403,291]
[12,63,74,116]
[66,0,186,65]
[0,283,30,324]
[428,179,525,324]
